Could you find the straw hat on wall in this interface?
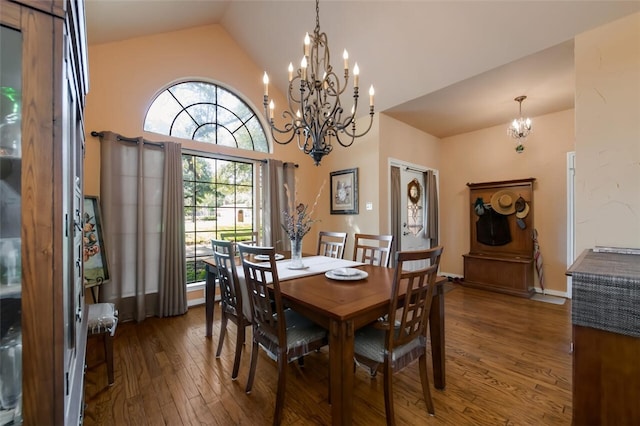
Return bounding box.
[490,190,517,215]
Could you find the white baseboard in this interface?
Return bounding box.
[534,287,569,299]
[188,297,205,307]
[442,272,570,299]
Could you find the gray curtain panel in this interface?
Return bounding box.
[98,131,186,322]
[262,159,295,251]
[158,142,187,318]
[424,170,439,246]
[390,166,401,267]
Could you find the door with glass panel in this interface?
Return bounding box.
[400,167,432,271]
[0,24,22,421]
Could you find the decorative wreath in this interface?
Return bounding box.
[407,179,421,204]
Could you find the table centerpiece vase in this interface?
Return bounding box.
[290,236,304,269]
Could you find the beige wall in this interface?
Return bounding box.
[84,23,325,243]
[315,118,380,257]
[320,113,442,259]
[321,113,448,262]
[85,23,397,254]
[574,12,640,253]
[85,15,639,297]
[440,109,575,295]
[378,114,441,235]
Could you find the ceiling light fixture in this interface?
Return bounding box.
[262,0,375,166]
[507,95,532,153]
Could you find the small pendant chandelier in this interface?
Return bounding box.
[262,0,375,166]
[507,95,532,153]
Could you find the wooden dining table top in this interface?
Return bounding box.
[276,264,409,324]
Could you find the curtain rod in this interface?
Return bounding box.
[92,131,298,167]
[91,131,164,148]
[181,147,267,164]
[405,166,425,173]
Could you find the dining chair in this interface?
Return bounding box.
[211,239,251,380]
[353,246,444,424]
[353,233,394,267]
[316,231,348,259]
[237,243,328,426]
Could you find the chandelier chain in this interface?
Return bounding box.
[315,0,320,34]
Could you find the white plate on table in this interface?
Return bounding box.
[254,253,284,261]
[325,267,368,281]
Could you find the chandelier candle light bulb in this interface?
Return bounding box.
[261,0,375,165]
[304,32,311,56]
[263,72,269,96]
[301,56,308,80]
[353,63,359,88]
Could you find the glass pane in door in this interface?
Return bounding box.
[0,24,23,420]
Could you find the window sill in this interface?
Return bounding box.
[187,281,205,307]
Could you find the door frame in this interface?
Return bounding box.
[566,151,575,298]
[388,158,440,250]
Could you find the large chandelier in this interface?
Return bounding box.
[507,95,532,153]
[262,0,375,166]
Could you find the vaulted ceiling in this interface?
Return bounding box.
[86,1,640,138]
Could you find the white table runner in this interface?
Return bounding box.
[236,255,364,320]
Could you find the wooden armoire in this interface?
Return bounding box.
[0,0,88,424]
[463,178,536,298]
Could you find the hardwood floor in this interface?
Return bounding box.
[83,284,572,425]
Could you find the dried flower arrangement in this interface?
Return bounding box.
[282,179,326,240]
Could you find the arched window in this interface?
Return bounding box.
[144,81,268,152]
[144,81,266,285]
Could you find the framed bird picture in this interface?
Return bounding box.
[330,168,358,214]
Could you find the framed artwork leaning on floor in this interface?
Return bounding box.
[330,168,358,215]
[83,195,110,286]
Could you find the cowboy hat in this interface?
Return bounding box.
[516,202,530,219]
[490,189,517,215]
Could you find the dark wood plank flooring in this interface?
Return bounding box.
[83,284,572,425]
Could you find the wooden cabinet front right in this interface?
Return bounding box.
[463,178,535,298]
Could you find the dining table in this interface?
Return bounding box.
[203,255,447,426]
